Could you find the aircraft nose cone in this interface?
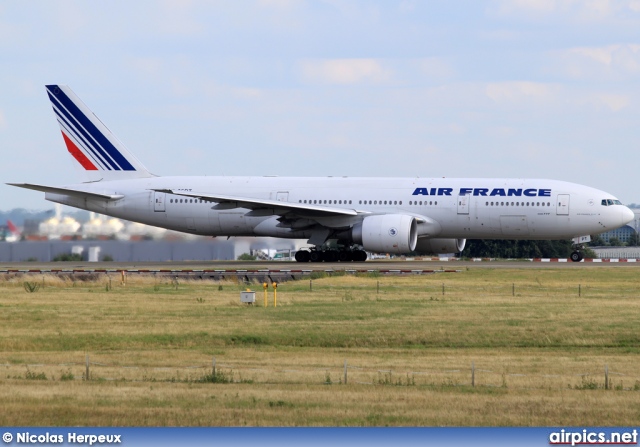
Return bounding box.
[622,206,634,225]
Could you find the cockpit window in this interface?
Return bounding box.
[602,199,623,206]
[601,199,607,206]
[607,199,614,206]
[613,200,622,205]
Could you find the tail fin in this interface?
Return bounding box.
[6,220,20,238]
[45,85,154,181]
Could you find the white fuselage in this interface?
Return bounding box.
[44,176,633,242]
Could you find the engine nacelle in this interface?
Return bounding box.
[352,214,417,254]
[414,238,466,254]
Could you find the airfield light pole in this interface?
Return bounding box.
[263,282,268,307]
[273,282,278,307]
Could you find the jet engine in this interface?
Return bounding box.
[352,214,417,254]
[414,238,466,254]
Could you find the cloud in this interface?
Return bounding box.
[298,59,392,85]
[485,81,555,104]
[489,0,637,21]
[498,0,559,15]
[419,58,455,79]
[590,93,630,111]
[155,0,205,36]
[554,44,640,80]
[256,0,302,9]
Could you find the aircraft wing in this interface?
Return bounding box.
[7,183,124,201]
[153,189,362,217]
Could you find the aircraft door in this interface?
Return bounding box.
[457,194,469,215]
[276,191,289,202]
[556,194,569,215]
[154,191,166,212]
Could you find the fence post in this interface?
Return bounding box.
[471,362,475,387]
[442,283,445,296]
[310,280,312,292]
[344,359,348,385]
[512,283,515,297]
[85,354,90,381]
[377,281,379,294]
[579,284,581,297]
[212,357,216,377]
[605,364,609,390]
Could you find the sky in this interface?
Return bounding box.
[1,0,639,210]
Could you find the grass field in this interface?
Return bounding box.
[0,267,639,426]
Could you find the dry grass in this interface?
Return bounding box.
[1,267,639,426]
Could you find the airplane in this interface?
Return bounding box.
[7,85,635,262]
[2,220,21,242]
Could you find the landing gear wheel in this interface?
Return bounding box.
[309,250,323,262]
[295,250,310,263]
[352,250,368,262]
[323,250,338,263]
[337,251,352,262]
[570,251,583,262]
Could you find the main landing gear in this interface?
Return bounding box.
[294,248,368,263]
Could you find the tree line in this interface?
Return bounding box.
[460,239,578,259]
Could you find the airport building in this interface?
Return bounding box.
[0,238,303,263]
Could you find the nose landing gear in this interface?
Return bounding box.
[570,250,584,262]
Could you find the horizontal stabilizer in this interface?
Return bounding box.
[7,183,124,201]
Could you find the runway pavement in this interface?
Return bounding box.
[1,258,638,273]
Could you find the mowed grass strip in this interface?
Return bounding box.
[0,268,639,426]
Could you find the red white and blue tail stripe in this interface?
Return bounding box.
[46,85,152,180]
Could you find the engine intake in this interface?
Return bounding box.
[352,214,418,254]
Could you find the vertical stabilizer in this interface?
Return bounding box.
[45,85,154,181]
